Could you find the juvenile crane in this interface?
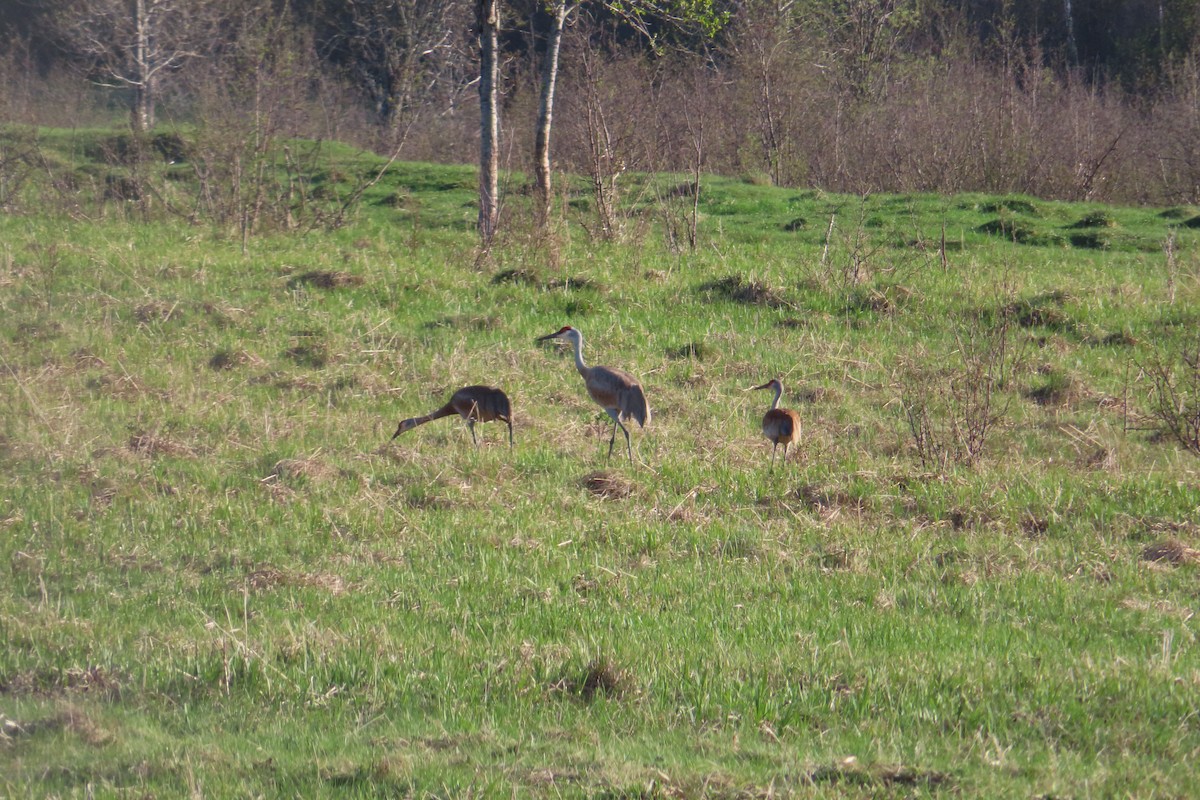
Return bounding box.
[391,385,513,447]
[752,378,801,468]
[536,326,649,463]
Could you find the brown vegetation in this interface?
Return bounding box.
[582,470,634,499]
[3,4,1200,206]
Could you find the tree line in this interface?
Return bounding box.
[1,0,1199,237]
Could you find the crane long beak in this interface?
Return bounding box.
[750,382,772,391]
[535,332,559,342]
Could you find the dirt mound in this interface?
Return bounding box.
[699,275,788,308]
[128,432,194,458]
[286,270,364,289]
[582,470,633,499]
[1142,540,1200,565]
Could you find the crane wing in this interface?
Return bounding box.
[618,383,650,428]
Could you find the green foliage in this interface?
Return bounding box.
[2,132,1200,798]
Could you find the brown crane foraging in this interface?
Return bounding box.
[536,326,649,464]
[751,378,801,468]
[391,385,513,447]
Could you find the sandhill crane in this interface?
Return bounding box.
[536,326,649,463]
[752,378,801,468]
[391,385,513,447]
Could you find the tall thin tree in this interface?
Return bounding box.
[477,0,500,245]
[55,0,211,134]
[533,0,568,230]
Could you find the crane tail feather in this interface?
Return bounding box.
[618,384,650,428]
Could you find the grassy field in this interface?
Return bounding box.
[2,128,1200,798]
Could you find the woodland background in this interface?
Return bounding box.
[1,0,1199,206]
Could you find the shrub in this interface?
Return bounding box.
[900,300,1021,470]
[1146,332,1200,456]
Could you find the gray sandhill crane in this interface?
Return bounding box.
[391,385,513,447]
[752,378,801,468]
[536,326,649,463]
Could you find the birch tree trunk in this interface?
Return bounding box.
[477,0,500,245]
[133,0,154,132]
[533,0,568,231]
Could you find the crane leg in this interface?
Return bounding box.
[467,420,479,447]
[770,442,778,470]
[604,412,618,461]
[605,410,632,463]
[506,419,513,447]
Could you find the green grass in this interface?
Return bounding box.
[2,127,1200,797]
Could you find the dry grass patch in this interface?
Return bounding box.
[491,267,539,285]
[777,315,823,329]
[783,385,830,405]
[847,284,912,315]
[244,565,351,595]
[286,270,364,289]
[70,348,107,369]
[1120,595,1198,620]
[422,314,499,331]
[12,320,63,342]
[0,666,122,699]
[1141,539,1200,565]
[86,372,167,401]
[1005,291,1076,333]
[699,275,789,308]
[383,479,455,511]
[806,758,952,792]
[132,299,180,324]
[269,456,341,482]
[814,544,860,572]
[552,656,635,703]
[128,431,195,458]
[1020,513,1051,538]
[545,276,599,291]
[1077,445,1118,471]
[943,506,997,530]
[656,490,716,526]
[1025,368,1085,407]
[208,349,265,370]
[199,300,246,327]
[491,266,599,292]
[793,482,868,519]
[582,470,634,499]
[525,767,585,790]
[251,371,328,393]
[5,706,115,747]
[284,341,328,369]
[664,341,710,360]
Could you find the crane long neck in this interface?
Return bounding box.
[569,333,588,377]
[768,383,783,410]
[418,403,457,425]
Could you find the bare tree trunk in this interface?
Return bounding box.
[534,0,567,231]
[580,44,622,240]
[688,130,702,250]
[755,43,781,185]
[477,0,500,245]
[133,0,153,132]
[685,81,705,251]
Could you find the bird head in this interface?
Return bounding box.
[751,378,783,392]
[391,418,418,440]
[536,325,578,343]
